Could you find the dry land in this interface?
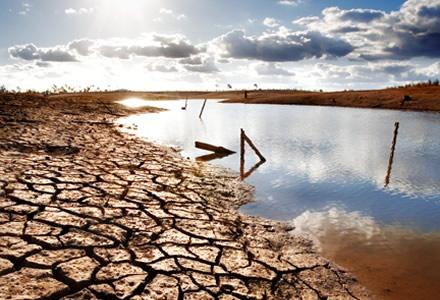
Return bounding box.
[0,93,370,299]
[223,86,440,112]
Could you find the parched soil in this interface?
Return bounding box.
[0,93,370,299]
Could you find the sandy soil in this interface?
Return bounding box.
[0,93,370,299]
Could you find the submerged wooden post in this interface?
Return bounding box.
[195,141,235,155]
[199,99,207,118]
[240,130,245,178]
[241,129,266,162]
[181,98,188,110]
[240,129,266,179]
[385,122,400,187]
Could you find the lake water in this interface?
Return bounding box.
[118,98,440,299]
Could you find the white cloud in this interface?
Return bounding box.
[263,17,280,28]
[146,63,178,73]
[65,8,94,15]
[253,62,294,76]
[18,2,31,15]
[154,8,186,22]
[279,0,303,7]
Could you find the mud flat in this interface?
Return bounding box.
[0,93,369,299]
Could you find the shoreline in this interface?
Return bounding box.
[0,93,370,299]
[38,84,440,112]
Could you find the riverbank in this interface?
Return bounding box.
[38,84,440,112]
[223,86,440,112]
[0,93,369,299]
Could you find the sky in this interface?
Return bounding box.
[0,0,439,91]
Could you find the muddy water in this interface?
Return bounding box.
[118,98,440,299]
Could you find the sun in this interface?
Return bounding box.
[91,0,160,34]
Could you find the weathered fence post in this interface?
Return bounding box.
[385,122,400,186]
[199,99,207,118]
[240,129,266,179]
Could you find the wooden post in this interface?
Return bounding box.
[240,129,245,178]
[241,129,266,162]
[199,99,207,118]
[195,141,235,154]
[240,129,266,180]
[182,99,188,110]
[385,122,400,187]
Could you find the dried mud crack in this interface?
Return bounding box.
[0,93,370,299]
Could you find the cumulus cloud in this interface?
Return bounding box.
[279,0,303,6]
[8,44,78,62]
[9,34,200,62]
[253,62,294,76]
[179,56,203,65]
[154,8,186,22]
[68,39,94,56]
[295,0,440,60]
[180,56,219,73]
[65,8,94,15]
[263,17,280,28]
[212,28,354,62]
[313,62,425,83]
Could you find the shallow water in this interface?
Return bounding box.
[118,98,440,299]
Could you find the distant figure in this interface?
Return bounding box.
[244,90,248,99]
[403,95,412,102]
[401,95,412,107]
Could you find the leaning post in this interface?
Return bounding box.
[199,99,207,118]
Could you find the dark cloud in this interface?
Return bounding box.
[297,0,440,60]
[215,29,353,62]
[68,39,94,56]
[338,9,385,23]
[9,34,200,63]
[418,5,440,18]
[179,56,203,65]
[9,44,77,62]
[181,58,219,73]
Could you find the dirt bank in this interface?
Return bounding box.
[0,93,369,299]
[223,86,440,112]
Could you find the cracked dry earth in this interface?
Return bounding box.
[0,93,370,299]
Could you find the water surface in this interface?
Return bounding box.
[118,99,440,299]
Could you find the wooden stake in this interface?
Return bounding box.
[241,129,266,162]
[199,99,207,118]
[385,122,399,187]
[240,129,266,179]
[240,129,245,178]
[195,141,235,154]
[181,99,188,110]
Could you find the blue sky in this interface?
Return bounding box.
[1,0,439,91]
